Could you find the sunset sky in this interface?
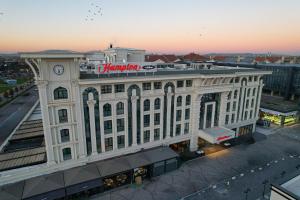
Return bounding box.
[0,0,300,54]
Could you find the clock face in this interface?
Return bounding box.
[53,64,64,75]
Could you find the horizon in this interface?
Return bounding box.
[1,0,300,54]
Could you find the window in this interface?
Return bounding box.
[154,113,160,125]
[186,80,193,87]
[154,128,160,140]
[176,110,182,121]
[252,88,256,96]
[186,95,191,106]
[254,76,258,82]
[144,130,150,143]
[54,87,68,100]
[105,137,113,151]
[231,114,235,124]
[143,82,151,90]
[234,90,238,99]
[117,118,125,132]
[233,101,237,111]
[144,115,150,127]
[244,111,248,120]
[58,109,68,123]
[235,77,240,83]
[185,109,190,120]
[154,82,162,89]
[228,92,232,100]
[60,129,70,143]
[115,84,125,93]
[250,110,253,119]
[154,98,160,110]
[104,120,112,134]
[117,135,125,149]
[246,100,249,109]
[103,104,112,117]
[177,96,182,107]
[225,115,229,125]
[251,99,254,107]
[177,80,184,88]
[226,102,230,112]
[184,123,189,134]
[116,102,124,115]
[62,148,72,161]
[249,76,253,82]
[176,124,181,136]
[247,88,251,97]
[144,99,150,111]
[101,85,112,94]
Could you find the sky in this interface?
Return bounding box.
[0,0,300,54]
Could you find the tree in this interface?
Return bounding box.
[3,91,9,98]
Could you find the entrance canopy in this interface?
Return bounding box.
[198,127,235,144]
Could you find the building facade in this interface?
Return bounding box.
[20,49,270,167]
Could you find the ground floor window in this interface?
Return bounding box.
[144,130,150,143]
[184,123,189,134]
[175,124,181,136]
[117,135,125,149]
[170,140,190,153]
[103,171,132,191]
[105,137,113,151]
[154,128,160,141]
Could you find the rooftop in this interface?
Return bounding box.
[260,95,300,113]
[281,174,300,197]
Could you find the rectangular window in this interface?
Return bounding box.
[233,102,236,111]
[143,82,151,90]
[226,102,230,112]
[231,114,235,124]
[250,110,253,119]
[225,115,229,125]
[176,124,181,136]
[246,100,249,109]
[184,123,189,134]
[154,113,160,125]
[154,128,160,140]
[154,82,162,89]
[176,110,182,121]
[252,88,256,96]
[244,111,248,120]
[117,135,125,149]
[185,109,190,120]
[101,85,112,94]
[144,130,150,143]
[105,137,113,151]
[144,115,150,127]
[58,109,68,123]
[115,84,125,93]
[251,99,254,107]
[104,120,112,134]
[117,118,125,132]
[186,80,193,87]
[177,80,184,88]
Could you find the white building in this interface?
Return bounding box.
[19,48,271,169]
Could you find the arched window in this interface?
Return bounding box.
[186,95,191,106]
[54,87,68,100]
[177,96,182,107]
[116,102,124,115]
[154,98,160,110]
[144,99,150,111]
[58,109,68,123]
[103,104,112,117]
[228,92,232,100]
[62,148,72,161]
[60,129,70,143]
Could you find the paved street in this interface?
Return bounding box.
[0,86,38,146]
[91,125,300,200]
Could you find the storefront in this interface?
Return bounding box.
[260,108,298,126]
[169,140,190,153]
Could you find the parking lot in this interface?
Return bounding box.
[91,124,300,200]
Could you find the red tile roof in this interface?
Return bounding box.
[145,54,178,63]
[254,56,282,63]
[212,56,226,61]
[183,53,207,62]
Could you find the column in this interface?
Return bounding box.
[37,80,56,165]
[112,101,117,150]
[140,97,144,144]
[159,97,164,141]
[166,87,173,138]
[218,91,229,126]
[150,97,155,142]
[131,89,138,146]
[255,83,264,118]
[124,100,129,148]
[87,93,97,156]
[181,95,186,135]
[173,94,178,136]
[72,81,86,158]
[190,94,202,152]
[99,102,105,153]
[238,88,245,122]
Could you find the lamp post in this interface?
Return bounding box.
[244,188,251,200]
[262,179,269,198]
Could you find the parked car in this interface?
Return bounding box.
[195,149,205,156]
[222,142,232,147]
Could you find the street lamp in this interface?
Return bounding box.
[244,188,251,200]
[262,179,269,198]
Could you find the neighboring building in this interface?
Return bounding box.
[270,174,300,200]
[0,47,270,198]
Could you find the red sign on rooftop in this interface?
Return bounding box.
[95,63,157,74]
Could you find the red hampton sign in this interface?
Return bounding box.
[95,63,157,74]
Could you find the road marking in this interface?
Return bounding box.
[0,106,22,127]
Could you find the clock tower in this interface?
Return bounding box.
[20,50,86,166]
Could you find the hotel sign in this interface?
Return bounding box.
[95,63,157,74]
